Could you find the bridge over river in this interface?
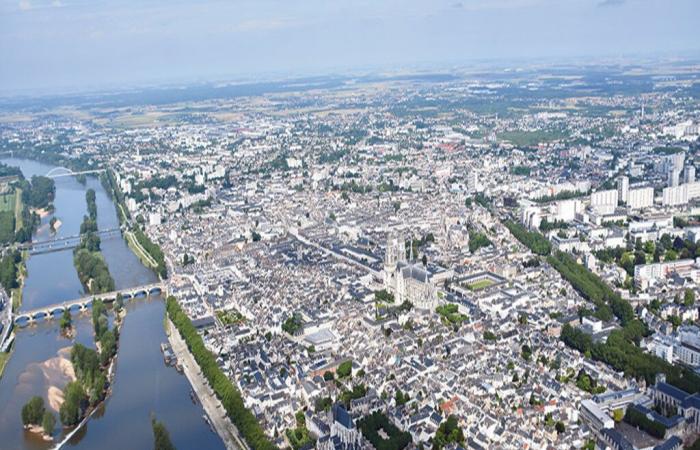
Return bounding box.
[13,282,165,326]
[21,227,123,255]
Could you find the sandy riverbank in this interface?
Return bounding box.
[42,346,76,411]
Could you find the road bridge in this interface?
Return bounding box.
[14,282,165,326]
[21,228,122,255]
[45,167,105,179]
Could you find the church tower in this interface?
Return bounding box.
[383,234,398,291]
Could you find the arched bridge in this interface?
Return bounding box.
[14,282,165,326]
[45,167,105,179]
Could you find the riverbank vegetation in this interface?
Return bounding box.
[74,248,114,293]
[0,166,43,244]
[73,192,115,294]
[0,250,21,294]
[61,299,120,427]
[100,169,131,225]
[18,176,55,210]
[20,396,56,439]
[152,417,177,450]
[133,227,167,279]
[0,350,11,378]
[86,188,97,220]
[166,296,276,450]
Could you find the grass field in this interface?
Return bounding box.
[467,279,495,291]
[0,191,15,213]
[124,231,158,268]
[498,130,568,147]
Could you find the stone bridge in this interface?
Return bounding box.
[14,282,165,326]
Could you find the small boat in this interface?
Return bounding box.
[202,414,215,433]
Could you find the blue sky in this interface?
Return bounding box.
[0,0,698,95]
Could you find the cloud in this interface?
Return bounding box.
[598,0,625,7]
[18,0,31,10]
[451,1,463,8]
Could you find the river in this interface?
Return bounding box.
[0,158,224,450]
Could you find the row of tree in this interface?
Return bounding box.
[504,221,551,255]
[133,227,168,279]
[547,250,634,325]
[166,296,277,450]
[560,323,700,394]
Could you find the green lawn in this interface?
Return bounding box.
[467,279,495,291]
[498,130,568,147]
[0,191,15,213]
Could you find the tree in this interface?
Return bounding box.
[60,308,72,331]
[59,381,86,426]
[152,417,177,450]
[337,360,352,378]
[555,421,565,434]
[21,396,45,426]
[100,330,117,366]
[433,415,464,450]
[684,288,696,307]
[395,389,410,406]
[42,411,56,436]
[165,297,277,450]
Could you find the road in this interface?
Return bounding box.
[166,318,250,450]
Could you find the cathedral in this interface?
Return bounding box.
[382,234,438,311]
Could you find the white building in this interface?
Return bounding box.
[627,187,654,210]
[685,166,696,184]
[617,176,629,204]
[663,185,688,206]
[590,189,618,214]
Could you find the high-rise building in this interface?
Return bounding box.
[628,187,654,210]
[466,170,478,193]
[668,168,682,187]
[617,176,629,204]
[667,152,685,172]
[590,189,618,208]
[684,165,696,184]
[662,185,688,206]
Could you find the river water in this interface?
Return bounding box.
[0,159,224,450]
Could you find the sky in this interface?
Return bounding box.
[0,0,698,95]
